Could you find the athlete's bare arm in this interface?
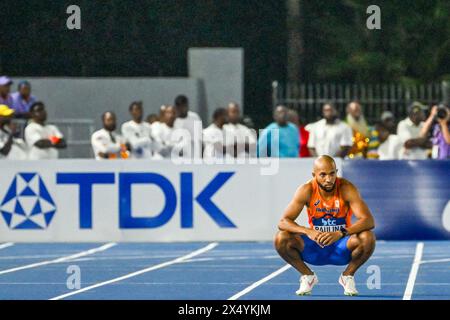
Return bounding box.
[340,179,375,234]
[278,183,322,241]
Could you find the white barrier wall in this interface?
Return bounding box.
[11,77,204,125]
[0,159,342,242]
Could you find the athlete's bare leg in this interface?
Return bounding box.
[274,231,314,275]
[343,230,376,276]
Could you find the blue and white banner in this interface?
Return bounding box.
[0,159,325,242]
[1,159,448,242]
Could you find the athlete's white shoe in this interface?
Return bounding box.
[296,273,319,296]
[339,274,359,296]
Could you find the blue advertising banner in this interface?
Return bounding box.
[343,160,450,240]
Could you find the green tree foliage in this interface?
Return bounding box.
[1,0,448,128]
[301,0,450,83]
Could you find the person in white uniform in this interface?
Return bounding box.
[307,103,353,158]
[173,95,203,159]
[149,105,167,135]
[24,102,66,160]
[121,101,161,159]
[0,104,28,159]
[397,102,431,159]
[152,105,183,159]
[92,111,129,160]
[203,108,232,160]
[223,102,256,158]
[374,123,402,160]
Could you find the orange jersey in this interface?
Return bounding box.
[306,177,352,232]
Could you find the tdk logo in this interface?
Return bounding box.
[0,171,236,230]
[56,171,236,229]
[0,173,56,229]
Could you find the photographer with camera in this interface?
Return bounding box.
[420,104,450,159]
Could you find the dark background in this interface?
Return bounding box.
[1,0,449,127]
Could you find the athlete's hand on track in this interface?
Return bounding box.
[316,231,342,247]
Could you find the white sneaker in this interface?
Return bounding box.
[296,273,319,296]
[339,274,359,296]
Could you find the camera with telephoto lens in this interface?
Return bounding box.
[436,104,448,120]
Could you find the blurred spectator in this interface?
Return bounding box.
[173,95,202,158]
[0,105,18,159]
[346,101,369,136]
[397,102,431,159]
[91,111,129,160]
[373,122,403,160]
[25,102,66,160]
[420,104,450,159]
[257,105,299,158]
[346,101,369,158]
[4,121,28,159]
[159,104,167,120]
[287,108,311,157]
[121,101,161,159]
[307,103,353,158]
[366,128,380,159]
[11,80,36,119]
[0,76,14,108]
[367,110,396,159]
[223,102,256,158]
[152,105,180,158]
[380,111,396,134]
[146,113,158,125]
[203,108,231,160]
[150,105,167,132]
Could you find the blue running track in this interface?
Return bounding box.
[0,241,448,300]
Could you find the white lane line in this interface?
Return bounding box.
[403,242,424,300]
[420,258,450,264]
[0,243,117,276]
[228,264,291,300]
[50,242,219,300]
[0,243,14,250]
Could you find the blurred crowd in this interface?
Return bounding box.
[0,75,449,161]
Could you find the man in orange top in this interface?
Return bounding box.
[274,155,376,296]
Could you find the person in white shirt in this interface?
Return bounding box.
[223,102,257,158]
[92,111,129,160]
[203,108,231,160]
[374,123,402,160]
[0,105,15,158]
[149,105,167,134]
[152,105,184,159]
[396,102,431,160]
[0,104,27,159]
[121,101,161,159]
[24,102,66,160]
[380,110,397,134]
[0,124,28,160]
[173,95,203,158]
[307,103,353,158]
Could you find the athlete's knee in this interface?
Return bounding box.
[274,231,296,251]
[358,230,376,253]
[359,230,376,245]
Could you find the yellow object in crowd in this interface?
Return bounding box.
[348,130,369,158]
